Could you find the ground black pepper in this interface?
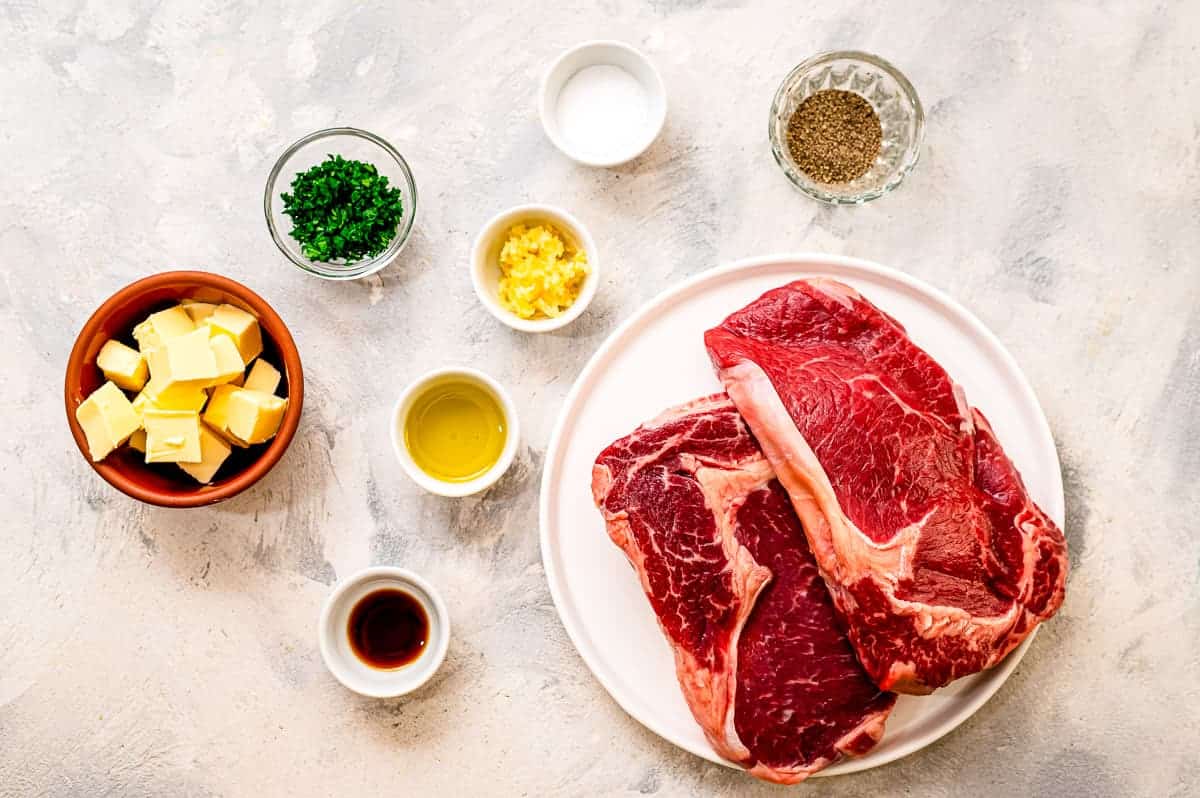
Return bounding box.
[785,89,882,184]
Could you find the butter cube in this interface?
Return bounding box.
[178,423,232,484]
[202,384,248,447]
[206,304,262,365]
[208,335,245,386]
[136,380,207,417]
[131,389,149,422]
[75,381,141,461]
[132,306,194,353]
[147,327,219,388]
[181,300,218,324]
[143,408,202,463]
[242,358,281,395]
[226,389,287,445]
[96,339,148,392]
[129,428,147,453]
[131,389,151,421]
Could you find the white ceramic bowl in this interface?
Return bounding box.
[390,367,520,497]
[318,566,450,698]
[539,40,667,167]
[470,204,599,333]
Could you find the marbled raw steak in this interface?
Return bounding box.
[592,395,895,783]
[705,278,1068,693]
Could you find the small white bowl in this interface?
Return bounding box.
[390,367,520,497]
[539,40,667,167]
[470,204,599,333]
[318,566,450,698]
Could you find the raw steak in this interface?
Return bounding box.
[705,278,1068,694]
[591,395,895,783]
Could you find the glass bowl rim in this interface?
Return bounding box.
[768,50,925,205]
[264,126,418,281]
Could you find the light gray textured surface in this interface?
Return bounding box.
[2,2,1198,796]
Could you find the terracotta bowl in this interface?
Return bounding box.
[65,271,304,507]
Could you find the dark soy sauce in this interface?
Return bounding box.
[348,589,428,669]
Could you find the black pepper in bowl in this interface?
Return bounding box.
[785,89,882,184]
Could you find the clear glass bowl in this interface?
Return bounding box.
[769,51,924,204]
[264,127,417,280]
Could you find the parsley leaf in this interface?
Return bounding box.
[280,154,405,263]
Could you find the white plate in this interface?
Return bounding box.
[539,254,1065,777]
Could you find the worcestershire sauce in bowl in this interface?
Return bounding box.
[348,588,428,669]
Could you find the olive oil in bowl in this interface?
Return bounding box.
[403,378,508,483]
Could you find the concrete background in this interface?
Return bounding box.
[2,1,1198,796]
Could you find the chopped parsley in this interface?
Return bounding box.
[280,154,405,262]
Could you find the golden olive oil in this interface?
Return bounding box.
[404,379,507,482]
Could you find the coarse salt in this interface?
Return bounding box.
[555,64,651,163]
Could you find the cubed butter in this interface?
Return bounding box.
[242,358,281,395]
[131,389,151,421]
[143,408,203,463]
[132,306,194,353]
[128,428,147,453]
[96,339,148,392]
[146,327,219,388]
[226,389,287,445]
[208,334,245,386]
[135,380,207,418]
[132,386,150,420]
[75,381,141,461]
[206,304,262,365]
[202,384,247,447]
[181,300,218,324]
[177,423,232,484]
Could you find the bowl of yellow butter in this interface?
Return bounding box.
[470,204,599,333]
[65,271,303,507]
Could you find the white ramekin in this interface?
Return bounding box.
[318,566,450,698]
[390,367,520,497]
[539,40,667,167]
[470,204,599,333]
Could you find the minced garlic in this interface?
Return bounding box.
[497,223,589,319]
